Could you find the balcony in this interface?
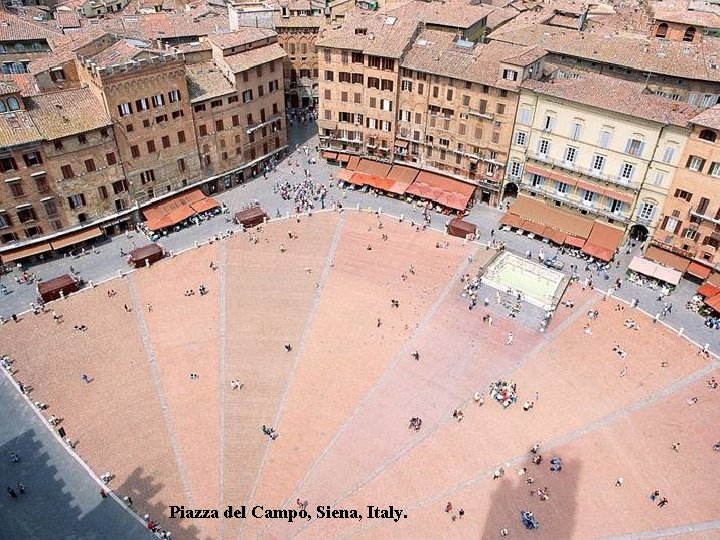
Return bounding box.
[526,151,639,191]
[246,114,282,134]
[690,206,720,226]
[468,109,494,121]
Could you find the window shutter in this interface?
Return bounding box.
[674,220,683,234]
[661,216,669,230]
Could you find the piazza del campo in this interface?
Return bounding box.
[0,0,719,537]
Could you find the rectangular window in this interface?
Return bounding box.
[687,155,706,171]
[98,185,108,199]
[9,182,23,197]
[662,145,677,164]
[199,125,208,136]
[381,79,393,92]
[118,102,132,116]
[177,130,186,144]
[324,70,334,81]
[35,176,49,193]
[172,110,184,119]
[380,99,392,111]
[242,90,253,103]
[177,158,186,172]
[210,99,222,109]
[598,130,612,148]
[537,138,550,156]
[168,89,181,103]
[569,122,582,140]
[131,145,140,158]
[61,164,74,179]
[496,103,506,115]
[194,104,206,113]
[518,108,531,124]
[514,130,527,146]
[23,152,42,167]
[418,83,424,95]
[543,115,555,131]
[709,162,720,177]
[563,146,577,163]
[84,158,96,172]
[112,179,128,195]
[215,119,224,131]
[590,154,606,172]
[155,114,167,124]
[556,181,568,194]
[624,138,644,157]
[146,140,156,153]
[43,200,57,217]
[67,193,86,209]
[697,196,710,215]
[502,69,518,81]
[619,163,634,180]
[140,170,155,184]
[0,157,17,172]
[509,161,521,178]
[232,115,239,127]
[401,80,412,92]
[151,94,164,107]
[135,98,149,111]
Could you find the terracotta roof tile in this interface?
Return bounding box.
[55,10,81,29]
[26,87,111,140]
[207,28,277,50]
[185,61,236,102]
[0,11,60,42]
[220,43,286,73]
[689,104,720,130]
[401,29,542,89]
[489,23,720,82]
[0,109,42,148]
[522,71,700,126]
[653,7,720,27]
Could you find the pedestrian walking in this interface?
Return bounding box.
[7,487,17,499]
[506,332,514,346]
[81,373,90,384]
[16,483,24,494]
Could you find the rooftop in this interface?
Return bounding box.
[401,29,543,90]
[26,87,111,140]
[489,23,720,82]
[0,11,60,42]
[220,42,286,73]
[689,104,720,130]
[652,6,720,27]
[86,38,165,69]
[185,61,236,102]
[207,28,277,50]
[522,71,700,127]
[0,109,41,148]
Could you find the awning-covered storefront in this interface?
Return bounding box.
[508,195,594,239]
[336,153,351,163]
[406,171,475,212]
[564,235,586,248]
[645,245,691,273]
[50,227,103,251]
[347,172,368,186]
[629,256,682,285]
[336,168,355,182]
[521,219,546,236]
[500,213,524,228]
[542,227,566,245]
[0,241,52,263]
[190,197,220,214]
[321,150,338,160]
[385,164,418,195]
[708,272,720,288]
[346,155,361,171]
[698,282,720,297]
[687,260,712,279]
[706,293,720,313]
[355,158,392,178]
[581,221,624,262]
[143,189,217,231]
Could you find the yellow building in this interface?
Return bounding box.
[506,70,696,240]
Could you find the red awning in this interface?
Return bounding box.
[190,197,220,214]
[705,292,720,313]
[565,235,585,248]
[542,227,566,245]
[500,213,524,228]
[321,150,338,160]
[406,171,475,211]
[346,155,361,171]
[336,168,355,181]
[347,172,368,186]
[521,220,546,236]
[336,153,350,163]
[645,245,690,273]
[698,282,720,298]
[687,260,712,279]
[582,243,614,262]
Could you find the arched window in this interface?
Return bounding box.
[698,129,717,142]
[7,97,20,111]
[656,23,668,38]
[684,26,696,42]
[0,100,6,113]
